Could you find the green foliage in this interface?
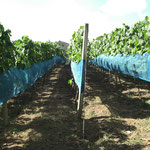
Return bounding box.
[90,16,150,57]
[67,26,84,63]
[68,78,73,86]
[0,23,64,72]
[14,36,64,69]
[67,16,150,63]
[13,36,36,69]
[0,24,15,72]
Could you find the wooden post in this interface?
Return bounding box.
[115,72,118,87]
[77,23,89,119]
[3,102,8,126]
[118,73,121,84]
[138,81,141,96]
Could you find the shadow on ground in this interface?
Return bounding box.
[79,65,149,149]
[83,118,144,150]
[0,64,148,150]
[0,65,86,149]
[0,64,111,150]
[86,65,150,119]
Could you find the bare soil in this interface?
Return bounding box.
[83,65,150,150]
[0,64,150,150]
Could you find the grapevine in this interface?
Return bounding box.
[0,23,64,72]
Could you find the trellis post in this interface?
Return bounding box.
[77,23,89,118]
[2,102,8,126]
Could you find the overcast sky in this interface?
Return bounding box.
[0,0,150,43]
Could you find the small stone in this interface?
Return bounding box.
[126,131,132,134]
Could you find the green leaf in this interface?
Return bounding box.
[68,78,73,86]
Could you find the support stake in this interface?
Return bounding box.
[115,72,118,87]
[77,23,89,119]
[3,102,8,126]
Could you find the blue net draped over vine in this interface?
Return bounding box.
[71,59,85,93]
[0,56,65,105]
[89,53,150,82]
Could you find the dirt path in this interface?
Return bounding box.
[82,65,150,150]
[0,65,87,150]
[1,64,150,150]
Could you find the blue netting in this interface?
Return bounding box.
[0,56,65,105]
[89,53,150,82]
[71,59,85,93]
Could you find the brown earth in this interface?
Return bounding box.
[0,64,150,150]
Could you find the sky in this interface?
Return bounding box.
[0,0,150,43]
